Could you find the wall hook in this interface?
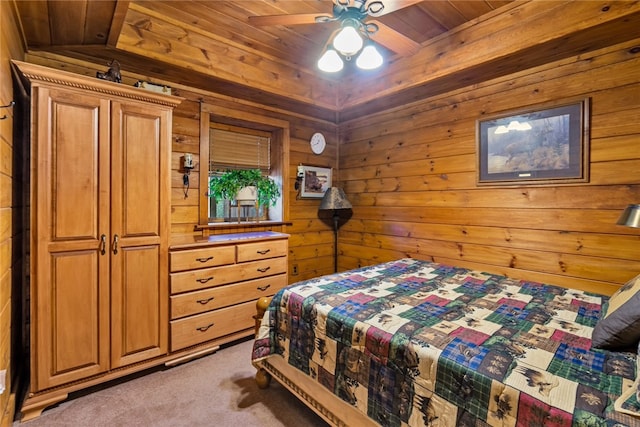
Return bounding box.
[0,101,15,120]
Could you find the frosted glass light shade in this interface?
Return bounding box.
[332,25,363,57]
[318,49,344,72]
[356,45,383,70]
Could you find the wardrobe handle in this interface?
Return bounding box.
[257,249,271,255]
[112,234,119,255]
[196,256,213,263]
[196,297,215,305]
[100,234,107,255]
[257,266,271,273]
[196,277,214,284]
[257,285,271,292]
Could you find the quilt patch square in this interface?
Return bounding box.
[477,351,513,381]
[442,337,489,370]
[515,393,572,427]
[365,326,393,364]
[434,356,493,421]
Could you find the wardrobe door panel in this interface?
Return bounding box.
[37,251,106,388]
[33,87,110,390]
[111,102,164,239]
[110,101,169,367]
[111,245,165,367]
[49,97,101,240]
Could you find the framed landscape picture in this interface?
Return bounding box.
[477,98,590,186]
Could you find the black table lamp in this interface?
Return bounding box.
[319,187,352,273]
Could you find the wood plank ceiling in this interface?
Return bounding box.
[13,1,640,121]
[13,0,512,119]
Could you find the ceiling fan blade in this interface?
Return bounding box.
[248,13,331,27]
[365,0,423,17]
[370,20,420,55]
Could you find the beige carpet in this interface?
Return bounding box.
[15,338,328,426]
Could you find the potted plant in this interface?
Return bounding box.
[209,169,280,219]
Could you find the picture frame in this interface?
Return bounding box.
[476,98,590,186]
[300,165,332,198]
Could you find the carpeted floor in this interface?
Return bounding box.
[15,338,329,426]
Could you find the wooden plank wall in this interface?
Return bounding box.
[338,38,640,296]
[0,1,24,425]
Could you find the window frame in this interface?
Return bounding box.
[198,102,290,226]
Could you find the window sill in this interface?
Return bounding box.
[195,221,292,231]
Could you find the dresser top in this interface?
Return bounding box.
[170,231,289,250]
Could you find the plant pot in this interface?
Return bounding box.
[236,186,257,206]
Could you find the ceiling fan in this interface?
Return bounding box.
[248,0,422,56]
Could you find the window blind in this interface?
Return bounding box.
[209,127,271,173]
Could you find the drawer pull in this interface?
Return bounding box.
[257,249,271,255]
[257,266,271,273]
[196,256,213,263]
[196,323,214,332]
[257,285,271,291]
[196,297,215,305]
[196,276,214,284]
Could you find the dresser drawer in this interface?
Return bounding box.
[237,239,287,262]
[170,256,287,294]
[170,246,236,272]
[171,266,231,294]
[170,273,287,319]
[170,300,256,351]
[234,256,287,282]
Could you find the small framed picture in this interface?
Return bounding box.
[477,98,590,186]
[300,165,332,198]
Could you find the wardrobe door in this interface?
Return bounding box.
[32,87,110,390]
[109,100,170,368]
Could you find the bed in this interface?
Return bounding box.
[252,258,640,426]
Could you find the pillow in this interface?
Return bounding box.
[614,341,640,417]
[591,273,640,350]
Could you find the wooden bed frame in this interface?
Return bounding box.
[253,297,377,427]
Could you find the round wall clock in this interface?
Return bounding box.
[310,132,326,155]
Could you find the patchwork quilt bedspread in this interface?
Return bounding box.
[252,258,639,426]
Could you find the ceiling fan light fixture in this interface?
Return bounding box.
[332,22,363,56]
[356,44,383,70]
[318,49,344,72]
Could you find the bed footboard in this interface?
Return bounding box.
[255,356,376,427]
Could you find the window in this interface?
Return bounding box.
[208,125,271,222]
[198,103,290,226]
[209,125,271,172]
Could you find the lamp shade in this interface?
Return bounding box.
[318,49,344,72]
[617,204,640,228]
[319,187,352,211]
[356,44,383,70]
[332,24,363,57]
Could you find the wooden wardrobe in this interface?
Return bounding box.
[13,61,182,420]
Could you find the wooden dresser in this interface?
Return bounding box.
[169,232,289,352]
